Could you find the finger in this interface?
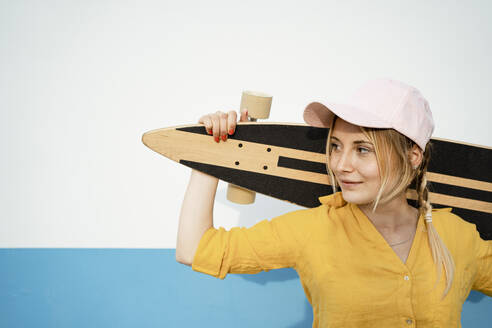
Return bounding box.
[219,111,228,141]
[199,115,213,135]
[227,110,237,135]
[211,113,221,143]
[239,107,249,122]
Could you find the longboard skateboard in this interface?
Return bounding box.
[142,122,492,240]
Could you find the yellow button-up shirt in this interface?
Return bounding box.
[192,192,491,327]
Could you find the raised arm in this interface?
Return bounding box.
[175,108,248,266]
[175,170,217,265]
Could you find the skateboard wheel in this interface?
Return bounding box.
[227,183,256,204]
[240,90,272,119]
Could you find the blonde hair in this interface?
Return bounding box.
[325,116,455,300]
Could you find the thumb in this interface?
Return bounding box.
[239,108,249,122]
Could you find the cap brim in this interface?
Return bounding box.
[303,101,392,129]
[303,102,335,127]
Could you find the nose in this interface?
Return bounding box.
[333,149,354,173]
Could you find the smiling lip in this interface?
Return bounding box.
[340,180,362,187]
[341,180,361,184]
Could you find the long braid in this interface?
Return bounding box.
[417,143,455,300]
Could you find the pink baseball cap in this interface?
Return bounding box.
[303,78,435,151]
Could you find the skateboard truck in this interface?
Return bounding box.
[226,90,272,204]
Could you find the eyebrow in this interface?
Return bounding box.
[331,136,373,145]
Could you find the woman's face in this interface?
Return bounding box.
[329,118,382,205]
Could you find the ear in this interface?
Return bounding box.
[409,144,423,169]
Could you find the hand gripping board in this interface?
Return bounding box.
[142,122,492,240]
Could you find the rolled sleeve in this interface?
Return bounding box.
[191,208,316,279]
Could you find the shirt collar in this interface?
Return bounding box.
[318,192,346,208]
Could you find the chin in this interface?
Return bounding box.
[340,189,375,206]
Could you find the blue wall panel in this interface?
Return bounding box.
[0,249,490,327]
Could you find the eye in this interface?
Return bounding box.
[357,146,370,154]
[330,143,340,151]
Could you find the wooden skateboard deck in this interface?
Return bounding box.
[142,122,492,240]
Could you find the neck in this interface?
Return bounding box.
[358,192,419,233]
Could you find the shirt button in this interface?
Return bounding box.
[406,318,413,324]
[404,275,410,281]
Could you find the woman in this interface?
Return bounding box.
[175,78,491,327]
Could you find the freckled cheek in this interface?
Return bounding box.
[355,159,380,181]
[329,157,343,176]
[329,157,337,171]
[328,158,341,184]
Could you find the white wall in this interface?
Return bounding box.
[1,0,490,247]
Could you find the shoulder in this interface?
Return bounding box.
[269,192,346,231]
[431,207,477,232]
[430,207,482,252]
[269,202,327,227]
